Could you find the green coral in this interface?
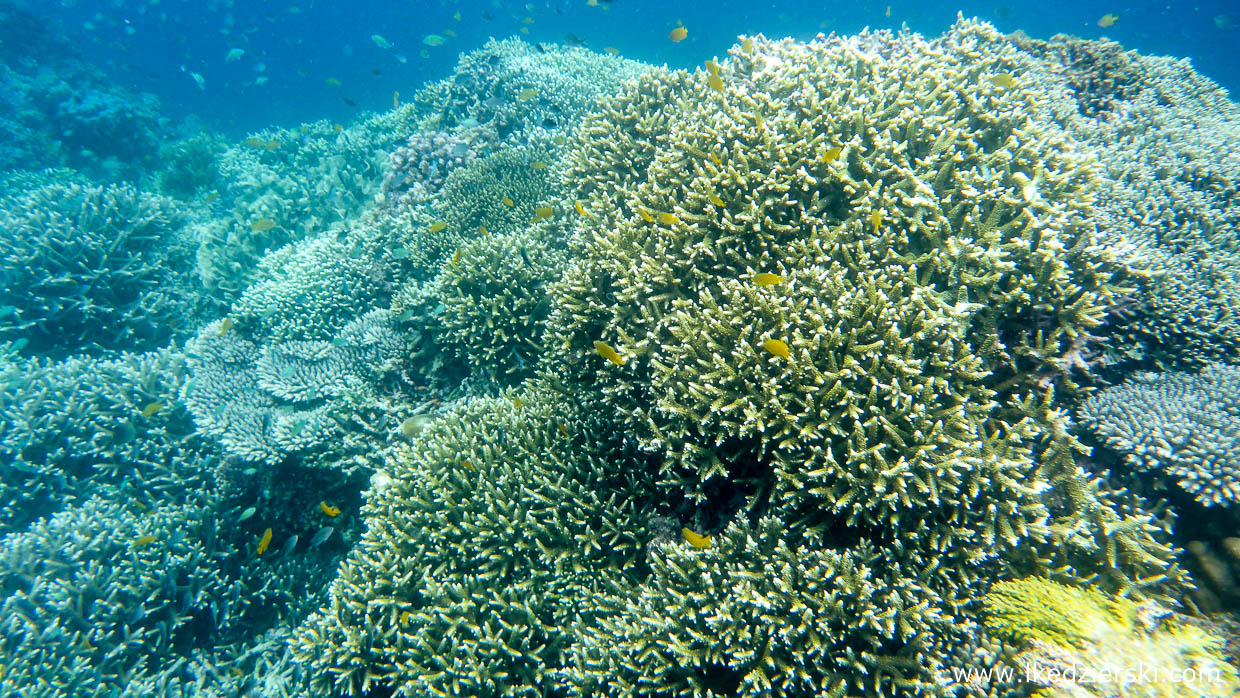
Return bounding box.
[983,577,1240,697]
[291,384,658,697]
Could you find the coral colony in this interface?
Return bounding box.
[2,14,1240,698]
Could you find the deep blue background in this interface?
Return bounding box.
[15,0,1240,137]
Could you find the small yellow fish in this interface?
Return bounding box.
[886,5,892,18]
[479,224,491,236]
[708,192,725,207]
[501,196,515,207]
[451,249,462,266]
[558,423,570,438]
[423,34,446,47]
[871,210,883,230]
[400,414,434,437]
[593,340,626,366]
[604,46,620,55]
[707,74,724,92]
[552,135,567,146]
[333,123,343,133]
[443,29,457,39]
[325,77,342,87]
[511,396,524,408]
[682,528,711,548]
[535,206,554,219]
[428,220,447,233]
[709,152,722,166]
[763,339,790,359]
[752,273,783,286]
[393,91,400,108]
[463,460,476,472]
[251,218,277,232]
[669,26,688,43]
[637,208,654,223]
[517,88,538,102]
[401,610,412,625]
[820,146,843,165]
[1098,13,1119,28]
[522,16,535,24]
[219,317,234,336]
[453,11,461,20]
[140,402,164,418]
[741,37,754,53]
[132,535,157,548]
[575,201,589,216]
[657,212,680,226]
[320,501,340,517]
[754,114,765,130]
[256,528,273,555]
[704,59,720,76]
[989,73,1016,90]
[531,161,547,170]
[242,137,266,148]
[263,140,281,151]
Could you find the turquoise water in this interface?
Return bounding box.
[2,1,1239,696]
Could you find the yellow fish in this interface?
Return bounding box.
[763,339,790,359]
[820,146,843,165]
[593,340,626,366]
[682,528,711,548]
[752,273,783,286]
[453,11,461,20]
[989,73,1016,90]
[1098,13,1119,28]
[741,37,754,53]
[604,46,620,55]
[517,88,538,102]
[463,460,476,472]
[707,74,724,92]
[428,221,447,233]
[658,212,680,226]
[871,210,883,230]
[558,423,570,438]
[140,402,164,418]
[637,208,654,223]
[319,501,340,517]
[502,196,515,207]
[451,249,462,266]
[251,218,277,232]
[535,206,554,219]
[708,192,725,207]
[333,123,343,133]
[669,26,688,42]
[531,161,547,170]
[575,201,589,216]
[219,317,234,336]
[242,137,266,148]
[256,528,273,555]
[479,224,491,236]
[325,77,342,87]
[704,59,720,76]
[393,91,400,108]
[132,535,157,548]
[709,152,722,166]
[511,395,524,408]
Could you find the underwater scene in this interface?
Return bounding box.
[2,0,1240,696]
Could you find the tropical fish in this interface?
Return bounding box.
[502,196,515,207]
[741,37,754,53]
[820,146,843,164]
[325,77,342,87]
[531,161,547,170]
[511,395,524,408]
[707,74,724,92]
[133,535,157,548]
[658,212,680,226]
[203,191,220,204]
[319,501,340,517]
[989,73,1016,89]
[226,48,245,62]
[637,208,654,223]
[752,273,783,286]
[371,34,392,49]
[593,340,626,366]
[140,402,164,418]
[708,192,725,207]
[763,339,790,359]
[558,423,570,438]
[604,46,620,55]
[238,506,256,522]
[517,88,539,102]
[479,224,491,236]
[308,526,334,549]
[462,460,476,471]
[401,414,434,437]
[682,528,711,548]
[705,59,720,76]
[278,535,299,558]
[575,201,589,216]
[535,206,554,219]
[423,34,446,46]
[451,249,462,266]
[393,91,400,109]
[1097,13,1119,28]
[251,218,277,232]
[219,317,234,335]
[242,137,266,148]
[256,528,273,555]
[669,26,688,42]
[428,221,447,233]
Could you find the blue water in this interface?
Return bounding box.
[23,0,1240,136]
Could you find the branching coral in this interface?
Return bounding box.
[1078,363,1240,507]
[0,172,200,357]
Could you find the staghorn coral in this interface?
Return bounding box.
[291,384,658,697]
[1077,363,1240,507]
[1009,33,1146,118]
[183,310,409,470]
[382,124,494,210]
[0,172,201,357]
[415,38,647,140]
[982,577,1239,697]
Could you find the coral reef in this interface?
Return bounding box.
[382,124,494,210]
[1078,363,1240,507]
[183,311,409,470]
[982,576,1239,696]
[156,132,226,199]
[292,384,659,696]
[415,38,648,140]
[0,171,201,357]
[1011,33,1146,118]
